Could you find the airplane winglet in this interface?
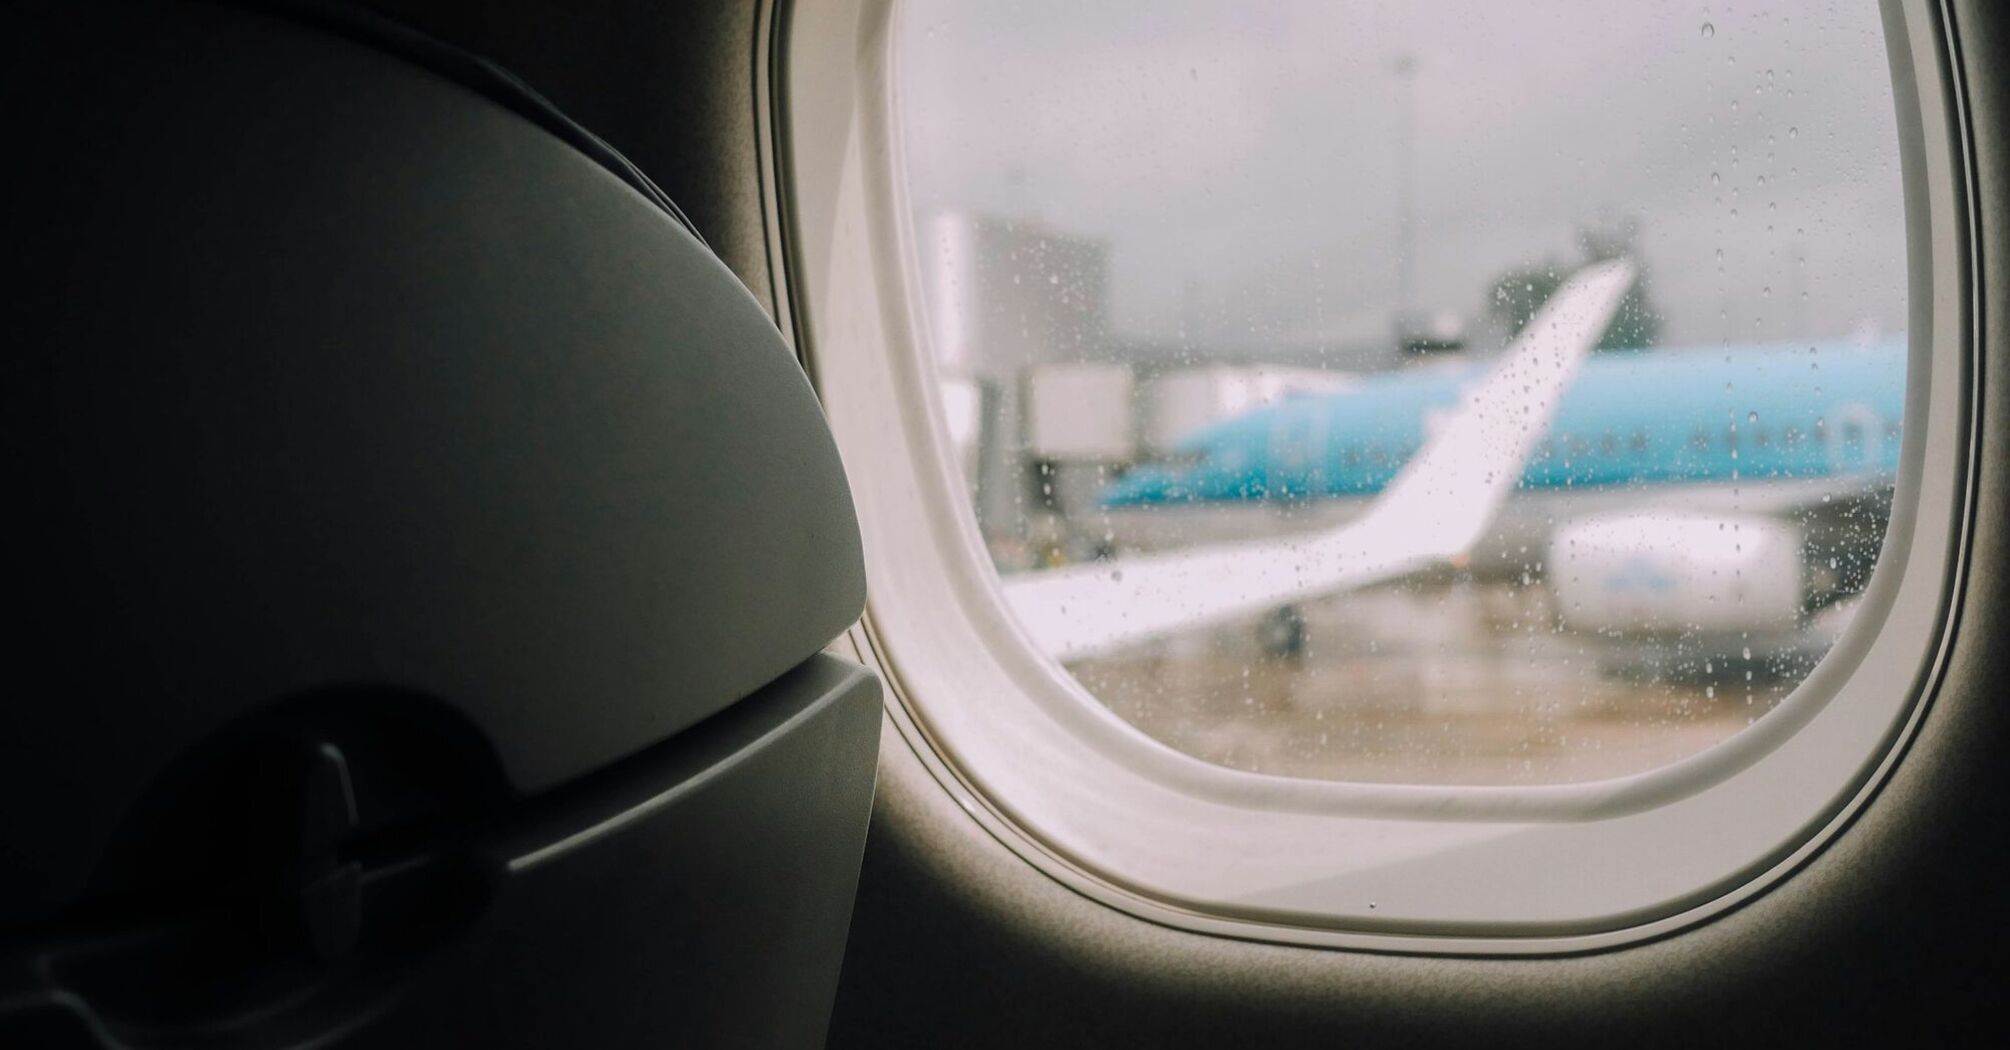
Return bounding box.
[1354,258,1636,559]
[1002,259,1637,662]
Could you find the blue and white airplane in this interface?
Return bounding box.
[1001,261,1903,662]
[1101,342,1901,509]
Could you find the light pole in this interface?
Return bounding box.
[1393,53,1419,321]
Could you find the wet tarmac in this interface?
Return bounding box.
[1066,579,1810,785]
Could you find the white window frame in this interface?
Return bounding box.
[767,0,1978,953]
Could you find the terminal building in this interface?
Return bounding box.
[921,211,1459,567]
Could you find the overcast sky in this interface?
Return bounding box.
[896,1,1907,353]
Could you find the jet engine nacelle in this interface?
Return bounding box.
[1548,512,1803,636]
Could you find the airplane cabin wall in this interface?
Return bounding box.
[825,2,2010,1046]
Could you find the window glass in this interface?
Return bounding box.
[897,1,1904,785]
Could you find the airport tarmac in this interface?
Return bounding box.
[1066,578,1813,785]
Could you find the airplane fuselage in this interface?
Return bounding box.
[1103,340,1905,507]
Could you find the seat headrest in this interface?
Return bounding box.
[1,0,865,927]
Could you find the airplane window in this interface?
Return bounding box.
[895,1,1904,786]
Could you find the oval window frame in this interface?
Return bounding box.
[768,0,1978,953]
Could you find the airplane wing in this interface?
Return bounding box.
[1000,259,1637,662]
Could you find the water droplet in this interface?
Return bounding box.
[1701,21,1716,38]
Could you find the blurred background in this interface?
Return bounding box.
[895,1,1906,785]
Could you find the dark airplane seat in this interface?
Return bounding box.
[0,2,880,1046]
